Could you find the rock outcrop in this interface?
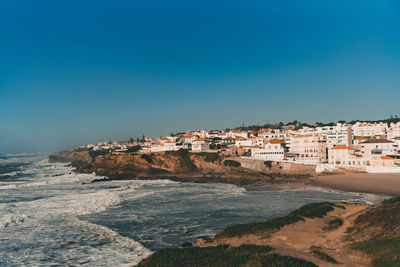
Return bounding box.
[50,149,315,185]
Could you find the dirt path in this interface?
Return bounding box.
[198,204,373,266]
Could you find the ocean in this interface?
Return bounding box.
[0,153,388,266]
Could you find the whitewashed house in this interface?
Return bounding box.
[387,122,400,140]
[289,134,327,163]
[192,138,212,151]
[326,124,353,148]
[359,139,398,158]
[328,145,365,165]
[352,122,387,137]
[251,139,286,161]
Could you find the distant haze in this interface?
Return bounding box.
[1,0,399,153]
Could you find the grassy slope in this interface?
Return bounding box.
[137,245,317,267]
[137,198,400,266]
[351,197,400,266]
[216,202,343,238]
[136,202,340,266]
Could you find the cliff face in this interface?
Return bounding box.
[49,150,93,164]
[50,150,314,184]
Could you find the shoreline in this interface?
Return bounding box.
[309,173,400,196]
[50,150,400,196]
[86,170,400,197]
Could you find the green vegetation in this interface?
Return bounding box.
[310,246,338,264]
[126,145,141,153]
[233,116,400,131]
[325,218,343,230]
[223,159,241,167]
[166,149,197,171]
[351,197,400,266]
[136,244,317,267]
[353,238,400,267]
[193,152,220,163]
[88,150,110,160]
[140,154,153,164]
[264,160,273,169]
[354,197,400,239]
[216,202,339,238]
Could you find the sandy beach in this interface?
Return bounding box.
[310,173,400,196]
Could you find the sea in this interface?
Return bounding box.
[0,153,389,266]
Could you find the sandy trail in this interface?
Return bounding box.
[198,204,373,266]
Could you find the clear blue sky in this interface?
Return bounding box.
[1,0,399,153]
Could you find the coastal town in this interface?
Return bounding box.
[81,119,400,173]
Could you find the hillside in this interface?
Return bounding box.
[137,197,400,267]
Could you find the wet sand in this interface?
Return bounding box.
[309,173,400,196]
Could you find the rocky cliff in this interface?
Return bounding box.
[50,149,315,185]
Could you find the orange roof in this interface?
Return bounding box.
[331,145,354,150]
[268,138,283,144]
[380,156,394,160]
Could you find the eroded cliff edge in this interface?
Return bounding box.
[49,149,316,185]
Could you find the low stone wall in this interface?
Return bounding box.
[315,163,365,173]
[365,166,400,173]
[315,163,400,173]
[239,158,316,175]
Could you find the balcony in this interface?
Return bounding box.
[371,149,382,155]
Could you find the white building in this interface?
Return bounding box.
[230,130,249,139]
[359,139,398,158]
[387,122,400,140]
[352,122,387,137]
[251,139,286,161]
[289,134,327,163]
[235,138,253,148]
[192,138,212,151]
[328,145,366,166]
[326,124,353,148]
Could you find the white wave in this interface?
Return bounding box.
[0,171,19,177]
[0,214,28,229]
[71,217,152,266]
[0,183,20,190]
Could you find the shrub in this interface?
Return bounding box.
[223,160,241,167]
[88,150,110,160]
[264,160,273,169]
[310,246,338,264]
[193,152,220,163]
[126,145,141,153]
[166,149,197,171]
[353,237,400,267]
[326,218,343,230]
[216,202,338,238]
[136,245,317,267]
[140,154,153,164]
